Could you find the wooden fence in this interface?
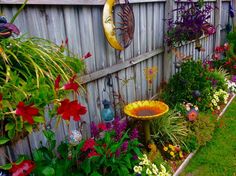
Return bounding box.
[0,0,232,165]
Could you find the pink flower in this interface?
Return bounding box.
[224,43,230,51]
[57,99,87,121]
[16,102,39,124]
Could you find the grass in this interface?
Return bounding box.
[181,98,236,176]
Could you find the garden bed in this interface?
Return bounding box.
[173,93,235,176]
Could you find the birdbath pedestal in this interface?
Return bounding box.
[124,100,169,145]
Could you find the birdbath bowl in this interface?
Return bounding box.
[124,100,169,145]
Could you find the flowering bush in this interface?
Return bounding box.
[210,89,229,111]
[133,154,171,176]
[162,144,184,161]
[166,0,215,48]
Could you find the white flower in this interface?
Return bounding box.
[186,106,190,111]
[194,106,199,111]
[146,168,152,175]
[160,164,166,172]
[133,166,142,174]
[143,159,149,165]
[217,106,220,110]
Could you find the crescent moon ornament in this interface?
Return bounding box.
[103,0,135,50]
[103,0,124,50]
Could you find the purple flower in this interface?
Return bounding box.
[133,155,138,160]
[115,148,121,157]
[90,121,99,138]
[112,117,127,140]
[121,140,129,152]
[130,128,139,140]
[231,75,236,82]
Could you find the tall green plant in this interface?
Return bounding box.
[151,110,189,146]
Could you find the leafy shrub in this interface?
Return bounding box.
[181,133,199,153]
[151,110,189,146]
[161,60,212,111]
[189,113,215,146]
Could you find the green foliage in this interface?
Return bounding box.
[181,133,199,153]
[161,60,212,111]
[0,34,85,144]
[151,110,189,146]
[189,113,215,146]
[206,68,228,91]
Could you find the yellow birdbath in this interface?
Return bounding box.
[124,100,169,144]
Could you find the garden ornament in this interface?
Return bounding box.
[0,16,20,38]
[124,100,169,145]
[101,99,115,122]
[103,0,134,50]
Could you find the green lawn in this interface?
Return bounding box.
[181,98,236,176]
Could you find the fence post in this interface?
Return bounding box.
[215,0,222,47]
[233,0,236,26]
[163,0,174,82]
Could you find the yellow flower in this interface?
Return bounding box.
[124,100,169,120]
[168,144,175,151]
[163,146,168,151]
[179,151,183,158]
[143,159,149,165]
[170,151,175,156]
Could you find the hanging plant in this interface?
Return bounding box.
[166,0,216,49]
[0,2,90,145]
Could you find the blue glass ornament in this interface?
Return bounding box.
[101,99,114,122]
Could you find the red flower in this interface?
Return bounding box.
[215,46,224,53]
[0,93,2,101]
[81,138,96,152]
[16,102,39,124]
[88,150,100,158]
[9,160,35,176]
[83,52,92,59]
[224,61,231,66]
[63,75,79,92]
[54,75,61,90]
[234,65,236,69]
[57,99,87,121]
[98,123,107,131]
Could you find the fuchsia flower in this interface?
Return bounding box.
[57,99,87,121]
[16,102,39,124]
[63,75,79,92]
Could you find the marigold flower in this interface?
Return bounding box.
[57,99,87,121]
[163,146,168,151]
[16,102,39,124]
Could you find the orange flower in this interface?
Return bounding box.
[187,109,198,121]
